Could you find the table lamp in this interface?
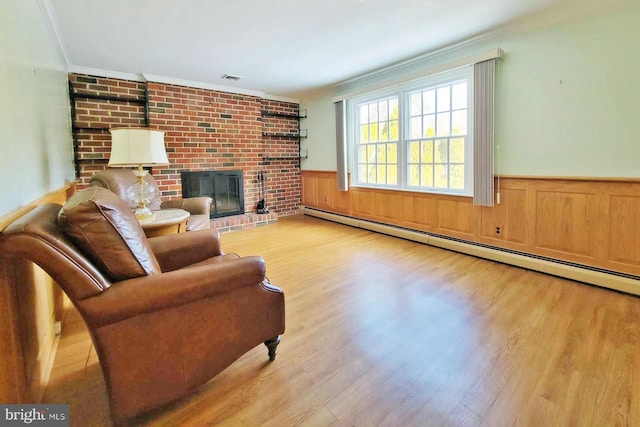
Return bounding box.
[108,127,169,221]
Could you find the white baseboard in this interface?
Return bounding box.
[301,206,640,296]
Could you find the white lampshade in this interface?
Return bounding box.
[108,127,169,166]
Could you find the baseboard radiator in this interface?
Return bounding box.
[301,206,640,296]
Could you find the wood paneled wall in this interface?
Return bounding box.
[0,183,76,403]
[301,171,640,277]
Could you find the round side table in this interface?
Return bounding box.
[139,209,190,238]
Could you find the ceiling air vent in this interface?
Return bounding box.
[220,74,242,81]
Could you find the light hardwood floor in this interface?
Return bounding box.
[43,214,640,426]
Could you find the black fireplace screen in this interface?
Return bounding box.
[181,170,244,218]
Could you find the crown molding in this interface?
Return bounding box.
[142,74,265,97]
[65,68,299,103]
[36,0,71,68]
[142,74,299,103]
[68,66,146,82]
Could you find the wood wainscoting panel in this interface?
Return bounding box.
[534,191,597,260]
[317,176,335,211]
[15,259,62,403]
[480,188,527,246]
[301,174,318,207]
[437,199,474,239]
[334,187,351,214]
[609,195,640,267]
[403,195,438,231]
[375,192,404,223]
[0,182,76,403]
[351,189,376,219]
[300,171,640,277]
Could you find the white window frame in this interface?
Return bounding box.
[348,65,474,197]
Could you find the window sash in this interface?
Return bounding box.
[354,96,400,186]
[404,78,470,193]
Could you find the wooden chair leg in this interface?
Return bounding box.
[264,336,281,361]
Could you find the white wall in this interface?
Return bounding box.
[0,0,74,217]
[300,1,640,177]
[299,95,338,171]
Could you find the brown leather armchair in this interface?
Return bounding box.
[89,169,212,231]
[0,187,284,425]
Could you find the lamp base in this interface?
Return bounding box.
[134,207,155,222]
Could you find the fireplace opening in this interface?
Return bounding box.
[181,170,244,218]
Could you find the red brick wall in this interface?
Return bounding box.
[261,100,303,214]
[69,74,147,181]
[68,74,301,216]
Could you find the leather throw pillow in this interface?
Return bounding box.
[58,186,161,281]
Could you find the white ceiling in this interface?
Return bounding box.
[45,0,620,99]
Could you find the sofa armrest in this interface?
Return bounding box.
[78,255,267,328]
[147,228,222,271]
[161,197,212,215]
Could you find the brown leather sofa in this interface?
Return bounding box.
[89,169,213,231]
[0,187,284,425]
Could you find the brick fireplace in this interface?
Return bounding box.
[68,74,302,227]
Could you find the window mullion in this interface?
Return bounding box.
[398,90,407,188]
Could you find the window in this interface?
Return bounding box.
[350,66,473,196]
[356,97,399,186]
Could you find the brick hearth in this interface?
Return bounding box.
[211,212,278,233]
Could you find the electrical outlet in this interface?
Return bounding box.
[495,226,501,235]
